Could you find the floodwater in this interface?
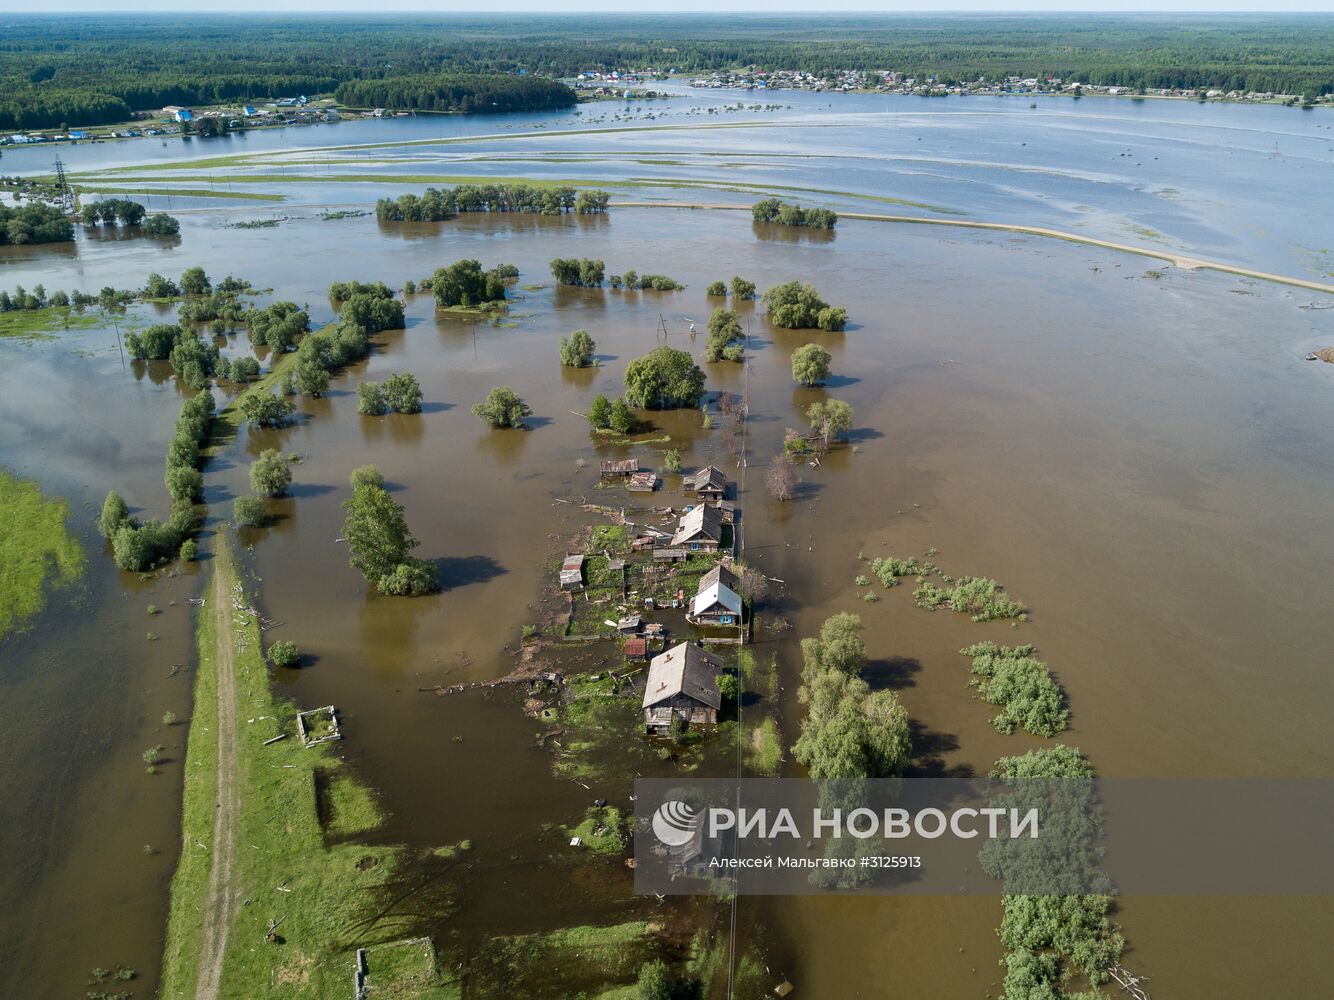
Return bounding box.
[2,90,1333,999]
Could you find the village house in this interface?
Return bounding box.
[671,504,724,552]
[684,465,729,502]
[687,564,744,627]
[600,458,638,478]
[642,642,723,733]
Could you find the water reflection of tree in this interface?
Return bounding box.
[750,220,836,245]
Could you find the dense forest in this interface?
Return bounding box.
[334,75,573,114]
[1,14,1331,130]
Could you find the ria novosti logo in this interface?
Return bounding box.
[651,799,699,847]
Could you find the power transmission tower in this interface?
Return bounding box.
[52,156,75,214]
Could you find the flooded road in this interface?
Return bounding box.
[2,95,1333,998]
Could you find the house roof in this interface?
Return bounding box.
[698,563,739,594]
[690,580,743,618]
[686,465,729,492]
[559,553,584,584]
[624,637,648,657]
[642,642,723,710]
[671,504,724,546]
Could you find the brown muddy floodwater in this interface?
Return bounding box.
[3,203,1333,998]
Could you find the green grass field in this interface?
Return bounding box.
[160,538,465,999]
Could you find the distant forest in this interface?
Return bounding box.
[1,13,1332,130]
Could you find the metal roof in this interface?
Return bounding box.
[642,642,723,710]
[690,580,743,618]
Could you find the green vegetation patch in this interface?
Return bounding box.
[746,717,782,776]
[561,804,626,856]
[362,938,460,1000]
[320,769,385,839]
[914,575,1025,622]
[470,921,654,998]
[588,522,631,555]
[961,642,1068,737]
[0,469,85,640]
[869,555,920,588]
[0,307,100,341]
[553,684,654,783]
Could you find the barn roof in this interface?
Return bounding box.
[642,642,723,710]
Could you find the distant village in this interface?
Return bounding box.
[686,67,1332,106]
[0,96,398,147]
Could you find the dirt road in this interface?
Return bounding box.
[194,561,242,1000]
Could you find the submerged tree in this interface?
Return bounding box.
[431,259,506,308]
[705,308,744,363]
[763,280,847,331]
[98,490,130,539]
[238,391,296,428]
[472,386,532,428]
[766,453,796,502]
[587,392,612,430]
[249,449,293,497]
[792,613,911,780]
[232,495,266,528]
[559,328,596,367]
[807,399,854,451]
[623,346,706,409]
[791,343,832,386]
[341,479,438,595]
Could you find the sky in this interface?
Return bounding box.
[1,2,1333,12]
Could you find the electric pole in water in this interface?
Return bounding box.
[53,156,75,215]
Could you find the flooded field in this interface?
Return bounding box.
[3,93,1333,998]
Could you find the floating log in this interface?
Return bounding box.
[1107,964,1151,1000]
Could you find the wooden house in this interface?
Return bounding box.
[684,465,729,502]
[600,459,638,478]
[624,636,648,660]
[688,569,743,627]
[560,554,585,589]
[671,504,724,552]
[642,642,723,733]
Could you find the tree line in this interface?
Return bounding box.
[333,74,574,114]
[752,199,837,230]
[376,185,609,221]
[0,203,73,245]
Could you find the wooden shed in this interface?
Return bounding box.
[627,471,659,492]
[560,554,585,589]
[600,459,639,478]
